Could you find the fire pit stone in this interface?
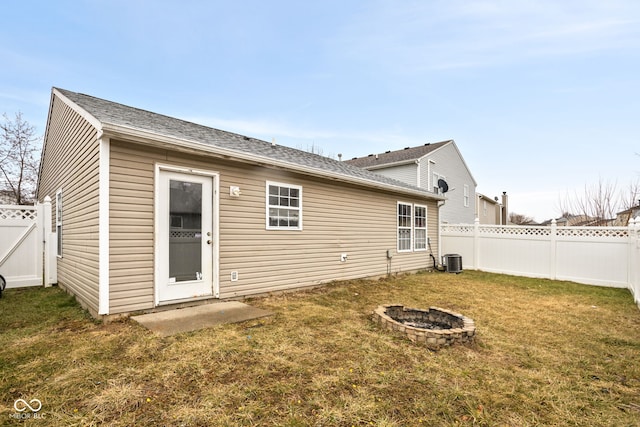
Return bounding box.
[373,304,475,349]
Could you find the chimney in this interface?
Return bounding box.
[501,192,509,225]
[338,153,342,161]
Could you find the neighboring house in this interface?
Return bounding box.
[0,190,15,204]
[614,204,640,226]
[37,88,444,318]
[345,140,477,224]
[476,192,508,225]
[542,214,612,227]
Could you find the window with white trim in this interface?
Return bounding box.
[398,202,428,252]
[433,172,446,194]
[414,205,427,251]
[463,184,470,207]
[397,203,413,252]
[55,189,63,257]
[266,182,302,230]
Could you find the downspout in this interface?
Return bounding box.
[416,159,421,187]
[437,199,445,265]
[98,135,110,315]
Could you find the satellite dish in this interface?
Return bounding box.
[437,179,449,193]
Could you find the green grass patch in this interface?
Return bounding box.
[1,271,639,426]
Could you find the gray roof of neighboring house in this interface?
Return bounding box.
[344,140,452,168]
[54,88,441,200]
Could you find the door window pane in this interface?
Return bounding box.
[169,180,202,282]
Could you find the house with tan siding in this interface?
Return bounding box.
[37,88,444,318]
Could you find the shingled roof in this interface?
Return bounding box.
[53,88,441,200]
[345,140,452,169]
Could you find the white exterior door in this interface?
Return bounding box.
[156,169,216,304]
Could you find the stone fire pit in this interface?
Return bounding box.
[373,304,475,349]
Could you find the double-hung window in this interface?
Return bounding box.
[55,189,63,257]
[414,205,427,251]
[397,203,412,251]
[463,184,470,207]
[433,172,446,194]
[266,181,302,230]
[398,202,428,252]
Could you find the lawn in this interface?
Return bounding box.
[1,271,639,426]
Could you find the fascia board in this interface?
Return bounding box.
[427,140,478,187]
[52,88,103,131]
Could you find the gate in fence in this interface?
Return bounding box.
[0,198,56,289]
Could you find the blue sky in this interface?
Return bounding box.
[2,0,639,221]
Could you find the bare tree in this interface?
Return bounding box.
[618,180,640,212]
[557,178,640,226]
[0,112,41,204]
[509,212,535,225]
[297,142,336,159]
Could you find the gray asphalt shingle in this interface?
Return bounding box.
[56,88,438,198]
[344,140,451,168]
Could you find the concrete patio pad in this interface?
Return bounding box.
[131,301,273,337]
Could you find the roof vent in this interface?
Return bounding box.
[404,147,410,150]
[368,154,374,157]
[385,150,391,153]
[424,143,430,146]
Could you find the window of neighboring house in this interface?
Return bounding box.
[55,190,62,257]
[432,172,446,194]
[397,202,412,252]
[463,185,469,207]
[266,181,302,230]
[414,205,427,251]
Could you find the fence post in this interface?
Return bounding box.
[629,217,639,307]
[42,196,53,287]
[549,219,557,280]
[473,217,480,269]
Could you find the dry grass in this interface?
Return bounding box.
[1,271,639,426]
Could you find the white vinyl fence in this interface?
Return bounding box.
[0,198,56,289]
[441,218,640,308]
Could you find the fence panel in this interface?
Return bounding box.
[441,219,635,291]
[0,205,42,288]
[477,225,553,278]
[629,220,640,308]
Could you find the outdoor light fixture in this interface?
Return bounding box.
[230,186,241,197]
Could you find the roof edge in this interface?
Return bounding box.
[101,122,445,201]
[52,88,103,132]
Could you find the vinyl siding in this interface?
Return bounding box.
[108,143,161,313]
[38,95,100,314]
[371,163,418,187]
[420,144,476,224]
[108,140,439,313]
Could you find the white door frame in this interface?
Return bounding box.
[154,164,220,305]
